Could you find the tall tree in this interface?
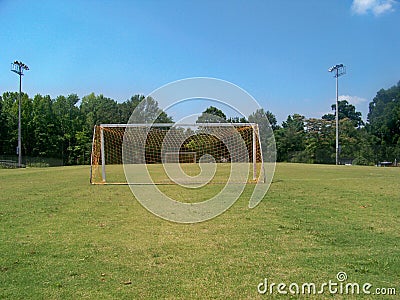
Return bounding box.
[118,94,145,123]
[367,81,400,144]
[196,106,227,123]
[322,100,363,127]
[53,94,81,164]
[248,108,278,162]
[80,93,120,131]
[0,95,5,155]
[78,93,120,163]
[31,94,59,158]
[275,114,306,162]
[304,118,335,164]
[0,93,17,155]
[128,96,173,123]
[21,93,34,157]
[248,108,279,131]
[0,92,31,156]
[367,81,400,162]
[304,117,369,164]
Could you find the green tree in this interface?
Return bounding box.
[0,92,17,155]
[367,81,400,152]
[305,117,372,165]
[128,96,173,123]
[78,93,120,164]
[322,100,364,127]
[304,118,335,164]
[248,108,279,131]
[0,95,5,155]
[226,116,248,123]
[118,94,144,123]
[0,92,31,156]
[352,127,376,165]
[367,81,400,164]
[74,129,92,165]
[53,94,82,164]
[31,94,60,158]
[275,114,306,162]
[339,118,364,162]
[248,108,278,162]
[80,93,120,130]
[196,106,227,123]
[21,93,34,157]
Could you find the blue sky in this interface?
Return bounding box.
[0,0,399,122]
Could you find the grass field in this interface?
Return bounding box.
[91,162,264,185]
[1,163,399,299]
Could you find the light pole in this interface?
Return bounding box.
[328,63,346,165]
[11,61,29,168]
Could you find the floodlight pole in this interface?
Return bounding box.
[328,64,346,165]
[11,61,29,168]
[335,69,339,165]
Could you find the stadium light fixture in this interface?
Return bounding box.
[11,61,29,168]
[328,63,346,165]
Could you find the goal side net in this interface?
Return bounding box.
[90,123,265,185]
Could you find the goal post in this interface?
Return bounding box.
[90,123,265,185]
[100,126,106,182]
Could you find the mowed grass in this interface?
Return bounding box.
[93,162,263,185]
[0,163,399,299]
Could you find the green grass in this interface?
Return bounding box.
[1,163,399,299]
[93,162,263,185]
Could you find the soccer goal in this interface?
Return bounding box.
[90,123,265,185]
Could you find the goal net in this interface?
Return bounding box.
[90,123,265,185]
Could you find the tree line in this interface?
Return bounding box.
[0,81,399,166]
[195,81,400,165]
[0,93,171,165]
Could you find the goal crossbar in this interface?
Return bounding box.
[100,123,257,127]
